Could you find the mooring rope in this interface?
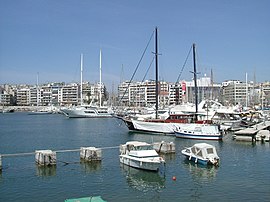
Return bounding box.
[1,146,120,158]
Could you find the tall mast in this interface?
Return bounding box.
[155,27,159,119]
[210,68,213,100]
[192,43,198,121]
[99,49,102,107]
[37,72,39,107]
[246,72,248,108]
[80,53,83,106]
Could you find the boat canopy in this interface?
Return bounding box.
[191,143,218,159]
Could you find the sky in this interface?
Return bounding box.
[1,0,270,91]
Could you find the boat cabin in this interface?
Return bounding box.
[190,143,218,159]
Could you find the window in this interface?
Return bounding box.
[207,148,214,154]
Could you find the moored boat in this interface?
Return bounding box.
[174,124,222,140]
[119,141,165,171]
[181,143,220,166]
[61,105,113,118]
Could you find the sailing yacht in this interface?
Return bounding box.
[122,40,222,139]
[61,52,113,118]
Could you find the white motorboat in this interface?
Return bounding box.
[174,124,222,140]
[181,143,220,166]
[119,141,165,171]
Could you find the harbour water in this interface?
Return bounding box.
[0,113,270,202]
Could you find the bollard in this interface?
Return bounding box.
[35,150,56,166]
[80,147,102,161]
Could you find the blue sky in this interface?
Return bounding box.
[1,0,270,90]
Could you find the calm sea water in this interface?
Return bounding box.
[0,113,270,202]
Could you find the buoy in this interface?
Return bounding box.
[172,176,176,181]
[0,155,2,171]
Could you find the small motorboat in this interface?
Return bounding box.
[119,141,165,171]
[181,143,220,166]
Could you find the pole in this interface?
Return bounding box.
[192,43,198,121]
[80,54,83,106]
[246,72,248,108]
[99,49,102,108]
[155,27,159,119]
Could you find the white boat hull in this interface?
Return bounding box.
[174,124,222,140]
[119,155,162,171]
[61,107,113,118]
[181,143,220,166]
[124,119,178,134]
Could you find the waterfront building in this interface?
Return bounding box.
[222,80,250,106]
[117,80,182,107]
[61,83,79,106]
[0,93,12,106]
[168,82,183,105]
[182,75,221,104]
[16,88,31,106]
[81,82,107,105]
[260,82,270,108]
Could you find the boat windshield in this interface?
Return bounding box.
[134,145,152,150]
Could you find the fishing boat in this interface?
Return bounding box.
[119,141,165,171]
[181,143,220,166]
[174,124,222,140]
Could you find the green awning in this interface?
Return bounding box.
[65,196,107,202]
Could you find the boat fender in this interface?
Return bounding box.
[195,158,198,163]
[189,156,192,161]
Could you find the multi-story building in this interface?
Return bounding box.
[0,93,12,106]
[182,76,221,104]
[61,83,79,106]
[168,82,182,105]
[118,80,182,107]
[260,82,270,108]
[16,88,31,106]
[222,80,250,106]
[118,81,131,106]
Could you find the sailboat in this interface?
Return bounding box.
[122,38,222,139]
[122,27,182,134]
[174,44,222,140]
[61,52,113,118]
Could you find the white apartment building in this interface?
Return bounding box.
[184,76,221,104]
[222,80,250,106]
[118,80,182,107]
[16,88,31,106]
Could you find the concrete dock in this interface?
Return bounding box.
[234,121,270,141]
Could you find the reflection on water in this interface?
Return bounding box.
[183,159,218,182]
[36,165,56,177]
[161,153,176,163]
[121,164,165,192]
[80,160,102,173]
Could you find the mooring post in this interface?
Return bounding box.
[80,147,102,161]
[35,150,56,166]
